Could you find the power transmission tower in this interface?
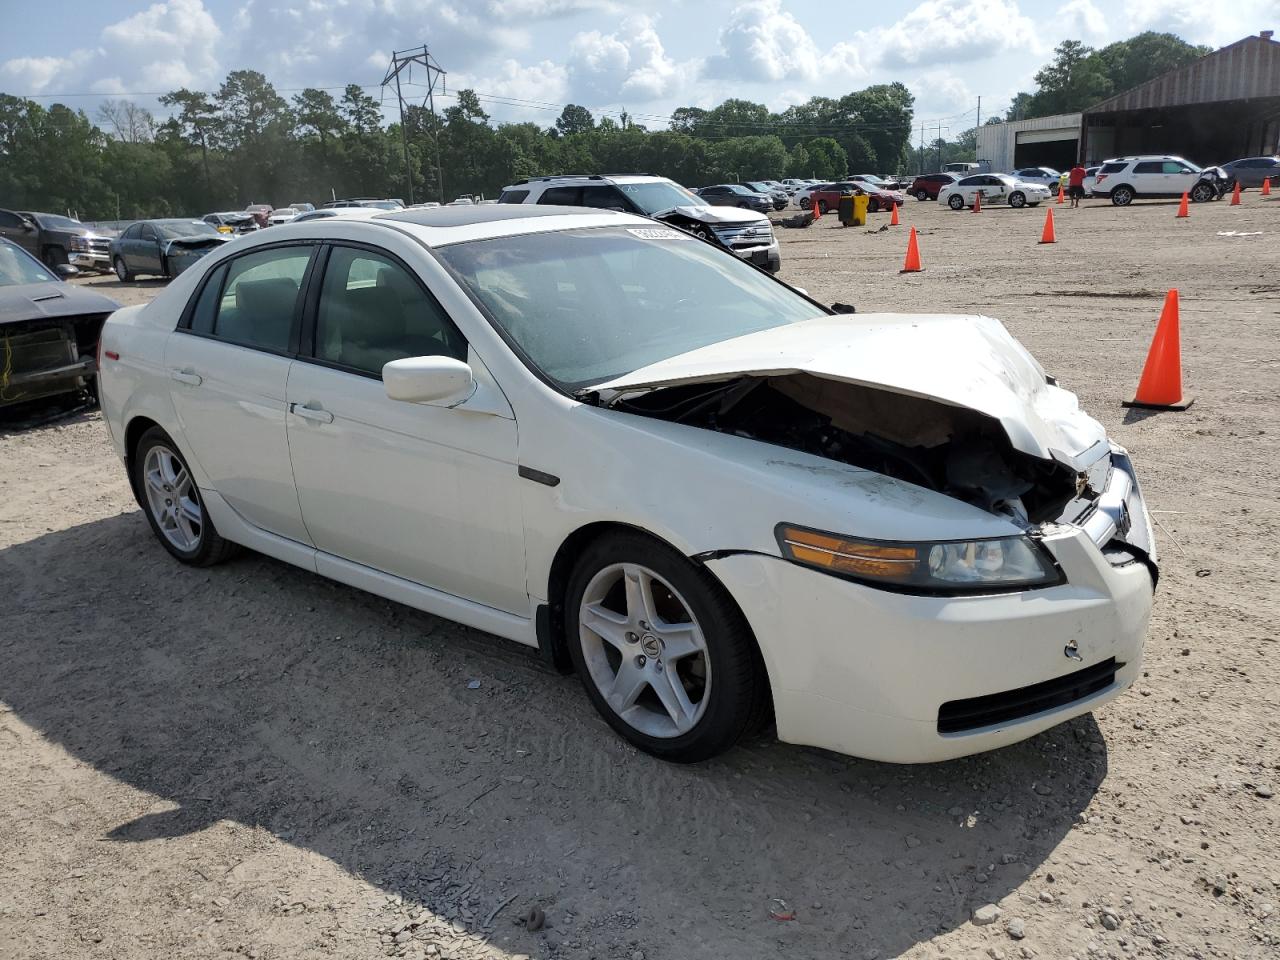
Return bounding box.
[382,45,448,204]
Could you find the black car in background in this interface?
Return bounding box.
[109,219,230,281]
[0,209,113,271]
[1218,156,1280,189]
[742,181,789,210]
[695,184,773,213]
[0,238,118,408]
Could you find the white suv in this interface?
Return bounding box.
[1091,156,1229,206]
[499,175,781,273]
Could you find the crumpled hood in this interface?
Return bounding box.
[0,282,120,324]
[593,313,1108,469]
[162,235,231,254]
[658,204,768,226]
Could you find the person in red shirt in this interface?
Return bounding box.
[1068,163,1087,207]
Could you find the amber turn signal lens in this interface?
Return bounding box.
[777,526,921,581]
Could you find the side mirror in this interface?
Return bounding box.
[22,221,36,232]
[55,263,79,279]
[383,355,474,405]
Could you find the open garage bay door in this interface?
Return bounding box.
[1014,129,1080,170]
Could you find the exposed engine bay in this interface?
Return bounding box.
[612,373,1087,524]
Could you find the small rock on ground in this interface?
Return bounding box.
[973,904,1001,926]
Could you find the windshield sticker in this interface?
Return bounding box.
[626,227,691,241]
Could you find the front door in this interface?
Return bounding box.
[165,243,316,544]
[285,242,527,614]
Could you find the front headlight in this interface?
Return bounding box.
[775,524,1063,594]
[69,236,90,251]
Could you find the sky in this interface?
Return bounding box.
[0,0,1273,134]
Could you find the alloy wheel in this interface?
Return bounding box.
[578,562,711,739]
[142,444,203,552]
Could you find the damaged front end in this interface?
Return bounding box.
[590,313,1158,584]
[163,237,228,276]
[1,313,110,407]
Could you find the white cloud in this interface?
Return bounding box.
[909,69,975,115]
[1121,0,1271,48]
[451,58,570,119]
[0,55,83,94]
[1057,0,1107,39]
[567,15,692,102]
[96,0,224,91]
[870,0,1040,69]
[486,0,620,16]
[704,0,864,83]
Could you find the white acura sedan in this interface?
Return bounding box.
[938,173,1052,210]
[97,206,1156,764]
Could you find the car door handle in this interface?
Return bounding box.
[171,368,202,386]
[291,402,334,424]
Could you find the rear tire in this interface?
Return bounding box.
[132,426,239,566]
[916,189,929,201]
[565,531,769,763]
[817,200,828,214]
[868,198,880,213]
[1110,185,1134,206]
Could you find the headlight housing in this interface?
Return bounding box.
[69,236,90,251]
[775,524,1063,595]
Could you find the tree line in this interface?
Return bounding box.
[0,74,914,221]
[0,31,1209,220]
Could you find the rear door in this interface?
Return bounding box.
[1131,161,1165,195]
[285,241,526,613]
[165,243,317,544]
[134,223,163,275]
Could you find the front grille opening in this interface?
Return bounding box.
[938,657,1120,734]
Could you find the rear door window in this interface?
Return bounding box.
[1133,161,1163,174]
[212,246,313,353]
[539,186,582,205]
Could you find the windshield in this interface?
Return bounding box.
[157,221,220,239]
[614,180,706,214]
[0,243,56,286]
[31,213,82,229]
[438,226,822,390]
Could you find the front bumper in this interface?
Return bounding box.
[706,503,1154,764]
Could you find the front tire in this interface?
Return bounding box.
[1110,185,1134,206]
[1009,191,1026,208]
[113,257,133,282]
[132,427,238,566]
[1190,182,1215,203]
[565,531,769,763]
[43,246,69,269]
[948,194,965,210]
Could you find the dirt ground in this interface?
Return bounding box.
[2,194,1278,960]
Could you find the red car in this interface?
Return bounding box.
[908,173,959,201]
[803,181,904,214]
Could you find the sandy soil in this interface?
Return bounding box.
[1,195,1278,960]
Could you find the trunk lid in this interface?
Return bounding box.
[592,313,1108,470]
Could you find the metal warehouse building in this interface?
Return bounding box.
[1081,31,1280,166]
[978,31,1280,173]
[977,113,1081,173]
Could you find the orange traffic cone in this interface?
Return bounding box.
[811,198,821,221]
[973,191,982,213]
[1176,192,1189,218]
[1263,177,1273,196]
[890,203,899,226]
[1230,181,1241,205]
[1057,184,1065,204]
[1039,208,1056,244]
[1122,289,1193,410]
[900,226,923,273]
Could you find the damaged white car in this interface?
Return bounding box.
[96,206,1156,764]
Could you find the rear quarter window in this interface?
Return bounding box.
[1100,162,1129,174]
[499,189,529,204]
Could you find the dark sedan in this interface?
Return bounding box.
[695,184,773,213]
[109,219,230,281]
[1219,156,1280,189]
[0,238,118,408]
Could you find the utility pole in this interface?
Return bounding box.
[933,123,948,173]
[382,44,448,205]
[919,121,925,174]
[976,96,981,130]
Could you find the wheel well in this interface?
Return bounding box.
[122,415,161,507]
[538,521,770,701]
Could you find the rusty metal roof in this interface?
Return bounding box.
[1085,34,1280,114]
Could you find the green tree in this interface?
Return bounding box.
[1027,40,1111,116]
[158,88,218,197]
[1094,32,1212,94]
[804,137,849,181]
[555,104,594,136]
